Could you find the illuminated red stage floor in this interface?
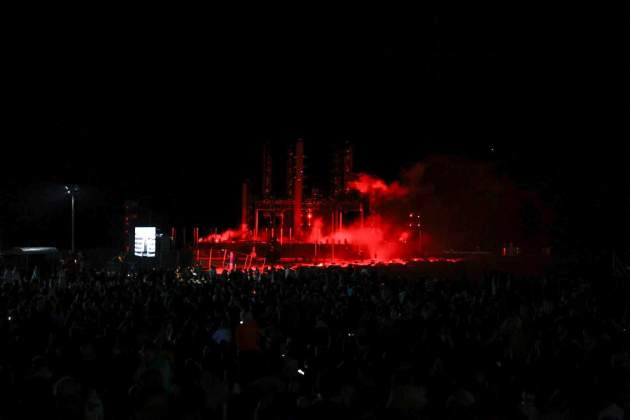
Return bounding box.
[192,245,551,279]
[193,250,462,273]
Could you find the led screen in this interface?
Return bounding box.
[134,227,156,257]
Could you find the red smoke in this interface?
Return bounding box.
[192,153,551,268]
[307,215,411,262]
[318,172,418,261]
[348,173,409,198]
[198,228,243,243]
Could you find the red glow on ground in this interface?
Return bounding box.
[204,257,461,274]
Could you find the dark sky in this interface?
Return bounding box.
[2,7,628,249]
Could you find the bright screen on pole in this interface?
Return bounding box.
[134,227,156,257]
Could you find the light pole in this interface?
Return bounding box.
[65,185,79,254]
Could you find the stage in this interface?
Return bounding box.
[191,241,552,279]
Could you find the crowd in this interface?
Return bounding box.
[0,261,629,419]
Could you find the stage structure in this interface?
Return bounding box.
[248,139,364,243]
[192,138,427,270]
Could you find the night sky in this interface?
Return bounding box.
[2,8,628,251]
